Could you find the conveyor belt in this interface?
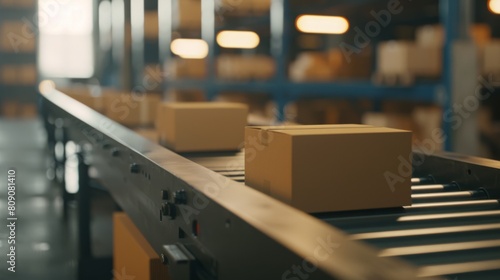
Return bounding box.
[41,89,500,279]
[187,151,500,280]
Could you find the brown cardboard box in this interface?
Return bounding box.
[20,103,37,118]
[165,90,206,102]
[1,100,19,118]
[157,102,248,152]
[0,65,17,84]
[483,40,500,75]
[177,0,201,29]
[0,21,36,52]
[245,125,412,213]
[167,58,207,79]
[377,41,441,80]
[289,52,333,82]
[327,48,372,79]
[105,93,161,127]
[416,24,491,47]
[0,0,35,7]
[144,11,159,39]
[19,64,36,85]
[217,54,275,81]
[114,213,169,280]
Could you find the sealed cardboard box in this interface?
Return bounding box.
[157,102,248,152]
[114,213,169,280]
[105,93,161,127]
[245,125,412,213]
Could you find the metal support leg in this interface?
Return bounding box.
[76,151,112,280]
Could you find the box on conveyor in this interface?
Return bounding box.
[156,102,248,152]
[105,93,161,127]
[245,124,412,213]
[113,213,168,280]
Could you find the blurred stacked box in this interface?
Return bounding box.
[144,11,159,40]
[166,58,206,79]
[0,0,37,118]
[289,48,372,82]
[0,21,36,52]
[0,0,35,7]
[217,54,275,81]
[165,90,206,102]
[0,64,37,85]
[375,24,492,85]
[59,86,161,127]
[216,0,270,15]
[176,0,201,29]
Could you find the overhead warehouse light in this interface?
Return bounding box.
[489,0,500,14]
[296,15,349,34]
[170,39,209,59]
[216,31,260,49]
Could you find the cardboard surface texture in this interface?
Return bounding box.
[105,93,161,127]
[114,213,168,280]
[245,125,412,213]
[157,102,248,152]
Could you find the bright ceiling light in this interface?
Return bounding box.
[489,0,500,14]
[170,39,209,59]
[296,15,349,34]
[216,31,260,49]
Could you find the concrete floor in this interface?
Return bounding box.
[0,119,77,280]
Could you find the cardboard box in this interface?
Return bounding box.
[105,93,161,127]
[217,54,275,81]
[19,64,36,85]
[0,21,36,52]
[416,24,491,47]
[0,0,35,7]
[144,11,159,39]
[483,40,500,74]
[167,58,206,79]
[289,52,333,82]
[177,0,201,29]
[114,213,169,280]
[157,102,248,152]
[377,41,441,79]
[0,65,17,84]
[245,125,412,213]
[20,103,37,118]
[1,100,19,118]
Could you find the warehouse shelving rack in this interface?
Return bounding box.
[0,1,38,105]
[150,0,466,150]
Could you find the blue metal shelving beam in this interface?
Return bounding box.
[440,0,460,151]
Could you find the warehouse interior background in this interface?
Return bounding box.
[1,0,500,279]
